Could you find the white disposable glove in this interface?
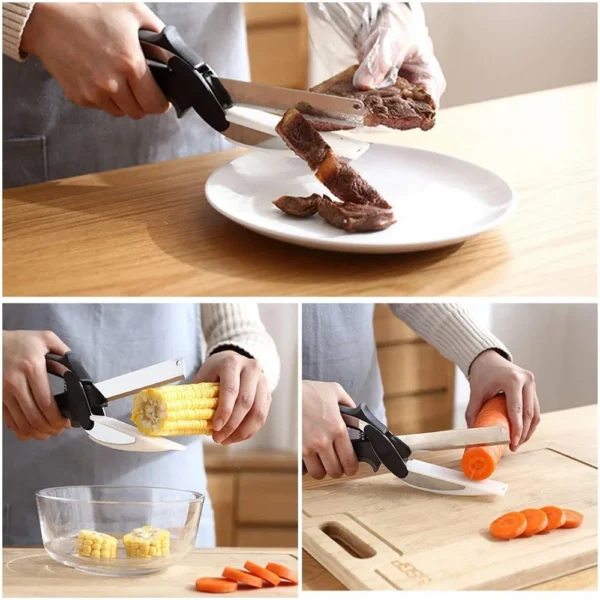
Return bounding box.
[305,1,446,107]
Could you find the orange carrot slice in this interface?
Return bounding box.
[244,561,281,586]
[462,395,510,481]
[519,508,548,537]
[195,577,238,593]
[540,506,566,533]
[560,509,584,529]
[221,567,263,588]
[265,562,298,584]
[490,511,527,540]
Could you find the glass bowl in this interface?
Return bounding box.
[35,485,204,576]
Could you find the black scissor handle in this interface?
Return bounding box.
[45,352,104,430]
[138,26,231,130]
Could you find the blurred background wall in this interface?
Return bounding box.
[245,2,597,106]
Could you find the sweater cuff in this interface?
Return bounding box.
[3,3,35,61]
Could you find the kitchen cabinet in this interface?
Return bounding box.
[373,305,454,434]
[204,448,298,548]
[244,3,308,89]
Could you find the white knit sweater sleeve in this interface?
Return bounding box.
[200,304,280,392]
[389,303,512,377]
[3,3,34,61]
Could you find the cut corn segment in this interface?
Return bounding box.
[76,529,118,558]
[123,525,170,558]
[131,383,219,436]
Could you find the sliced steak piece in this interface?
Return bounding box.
[273,193,320,217]
[310,65,435,131]
[276,109,391,209]
[317,195,395,233]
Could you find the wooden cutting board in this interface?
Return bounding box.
[2,548,297,597]
[303,446,597,590]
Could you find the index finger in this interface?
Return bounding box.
[505,383,524,451]
[211,361,242,434]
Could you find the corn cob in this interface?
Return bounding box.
[76,530,118,558]
[123,525,170,558]
[131,383,219,436]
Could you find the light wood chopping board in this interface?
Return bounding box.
[303,446,597,590]
[2,548,297,597]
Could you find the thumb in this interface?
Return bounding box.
[354,30,411,90]
[43,332,70,356]
[465,392,485,428]
[136,3,165,32]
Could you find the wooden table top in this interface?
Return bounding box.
[3,83,596,297]
[302,405,598,591]
[3,547,298,597]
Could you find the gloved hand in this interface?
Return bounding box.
[3,330,72,441]
[305,1,446,107]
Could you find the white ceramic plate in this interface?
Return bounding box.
[205,144,517,254]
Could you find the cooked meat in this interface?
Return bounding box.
[273,194,320,217]
[276,109,391,209]
[274,109,330,171]
[317,195,396,233]
[310,65,435,132]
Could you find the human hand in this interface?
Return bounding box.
[21,2,169,118]
[467,350,540,452]
[3,330,72,441]
[194,351,271,445]
[305,2,446,106]
[302,380,359,479]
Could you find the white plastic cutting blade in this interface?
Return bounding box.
[402,460,508,496]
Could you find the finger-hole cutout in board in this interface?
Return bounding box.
[320,521,377,559]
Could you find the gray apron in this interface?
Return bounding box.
[3,2,249,188]
[302,304,387,425]
[2,304,215,547]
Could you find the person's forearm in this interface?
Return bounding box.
[200,304,280,392]
[3,2,35,61]
[388,303,511,376]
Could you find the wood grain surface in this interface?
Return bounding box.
[302,405,598,591]
[2,547,298,597]
[3,84,596,297]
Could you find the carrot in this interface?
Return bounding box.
[489,511,527,540]
[243,561,281,586]
[265,562,298,584]
[195,577,238,594]
[462,395,510,481]
[221,567,263,588]
[519,508,548,537]
[560,509,584,529]
[540,506,566,533]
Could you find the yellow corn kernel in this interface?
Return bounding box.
[131,383,219,436]
[76,530,117,559]
[123,526,170,558]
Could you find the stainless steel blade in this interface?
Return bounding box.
[221,78,365,126]
[399,425,510,454]
[95,358,186,402]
